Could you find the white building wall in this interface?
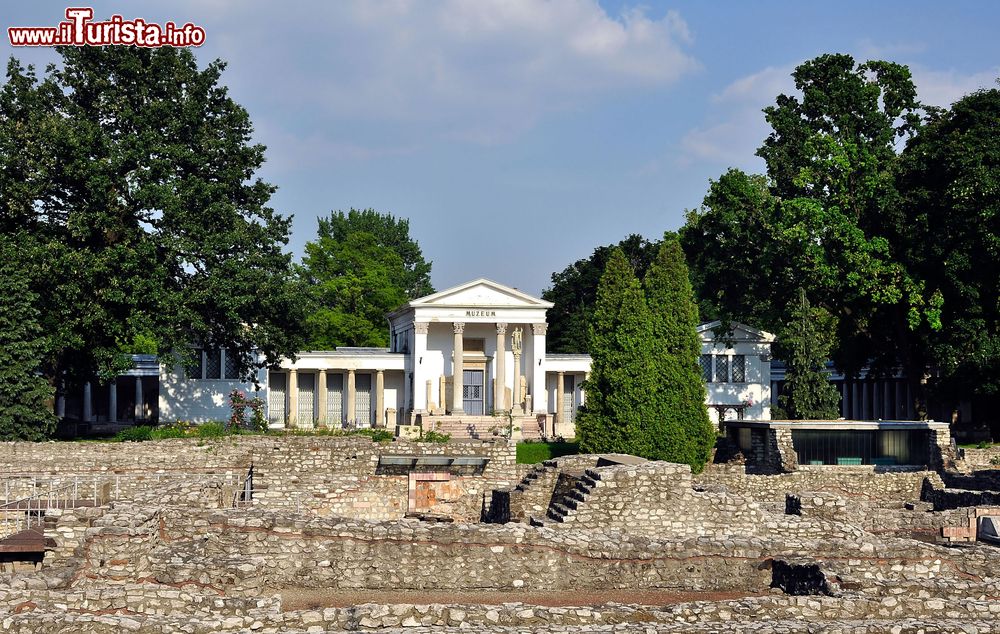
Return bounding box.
[158,359,265,423]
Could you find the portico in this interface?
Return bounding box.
[387,279,554,424]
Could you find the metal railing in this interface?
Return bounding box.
[0,479,110,539]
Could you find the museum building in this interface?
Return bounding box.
[64,279,777,439]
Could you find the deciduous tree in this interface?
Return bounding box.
[300,210,433,349]
[0,235,57,440]
[542,234,659,354]
[0,46,308,403]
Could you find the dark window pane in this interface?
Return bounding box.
[224,350,240,380]
[186,349,203,380]
[715,356,729,383]
[732,355,746,383]
[700,355,712,382]
[205,349,222,379]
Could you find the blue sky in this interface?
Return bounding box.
[3,1,998,295]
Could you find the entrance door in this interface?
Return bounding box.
[355,373,372,428]
[327,373,344,427]
[463,369,484,415]
[268,372,286,425]
[298,373,315,426]
[562,374,576,423]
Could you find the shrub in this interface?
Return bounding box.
[150,425,187,440]
[991,455,1000,467]
[420,429,451,444]
[114,425,153,442]
[196,421,228,439]
[353,428,394,443]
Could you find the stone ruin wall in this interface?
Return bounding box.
[961,445,1000,467]
[5,440,1000,632]
[1,437,518,523]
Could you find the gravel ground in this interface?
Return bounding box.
[280,588,759,611]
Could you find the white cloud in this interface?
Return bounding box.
[678,65,794,169]
[678,60,1000,171]
[911,66,999,108]
[185,0,699,159]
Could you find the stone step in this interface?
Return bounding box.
[528,515,547,528]
[567,489,587,503]
[544,508,564,523]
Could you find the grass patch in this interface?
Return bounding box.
[516,441,579,464]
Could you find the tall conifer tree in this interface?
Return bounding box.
[644,234,716,472]
[777,288,842,419]
[576,248,657,455]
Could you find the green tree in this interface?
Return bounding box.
[301,210,433,348]
[681,54,940,415]
[643,234,715,472]
[575,248,657,455]
[317,209,433,298]
[776,288,842,420]
[896,88,1000,416]
[542,234,659,354]
[0,47,307,397]
[0,235,57,440]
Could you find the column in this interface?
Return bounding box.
[108,381,117,423]
[840,382,848,418]
[287,369,298,427]
[531,323,548,414]
[375,369,385,428]
[511,326,523,415]
[83,382,93,423]
[134,378,144,421]
[555,371,565,436]
[495,323,507,411]
[851,381,860,420]
[413,323,429,413]
[452,322,465,414]
[862,381,870,420]
[905,382,914,420]
[346,369,356,424]
[882,381,898,420]
[56,392,66,419]
[873,381,882,419]
[317,369,328,427]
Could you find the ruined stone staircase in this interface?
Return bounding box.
[529,467,601,528]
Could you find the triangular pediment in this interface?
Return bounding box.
[409,278,553,309]
[697,320,775,343]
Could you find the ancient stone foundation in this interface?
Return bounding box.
[2,437,1000,632]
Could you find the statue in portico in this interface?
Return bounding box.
[511,326,524,414]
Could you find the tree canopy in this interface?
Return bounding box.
[0,235,57,440]
[0,46,308,433]
[542,234,660,354]
[681,53,950,416]
[896,88,1000,403]
[300,209,433,349]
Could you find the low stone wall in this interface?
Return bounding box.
[5,590,1000,633]
[540,463,866,543]
[696,465,942,505]
[1,437,517,523]
[961,445,1000,467]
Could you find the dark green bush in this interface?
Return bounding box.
[196,421,228,438]
[353,428,394,443]
[114,425,153,442]
[150,425,187,440]
[420,429,451,443]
